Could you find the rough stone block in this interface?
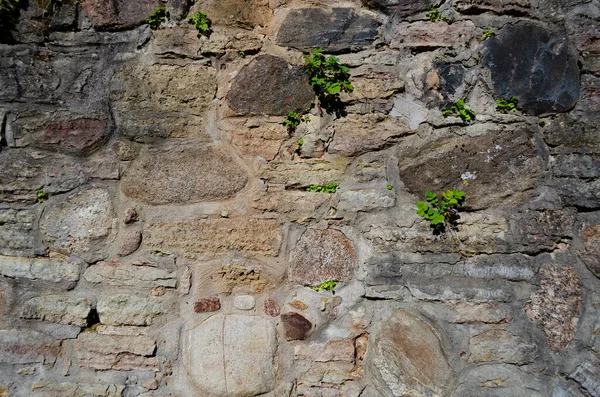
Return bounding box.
[83,261,177,288]
[19,295,92,327]
[97,294,167,326]
[0,329,60,364]
[281,312,313,341]
[194,297,221,313]
[390,21,476,49]
[0,255,81,283]
[76,332,158,371]
[31,381,125,397]
[469,329,538,364]
[0,208,36,257]
[81,0,161,29]
[361,0,435,17]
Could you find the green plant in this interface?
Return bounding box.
[416,189,465,232]
[36,188,48,203]
[295,138,305,152]
[238,50,245,57]
[441,100,476,122]
[387,184,393,190]
[305,183,339,194]
[496,96,518,113]
[483,29,494,40]
[313,280,337,293]
[146,7,167,30]
[304,48,354,116]
[188,10,211,37]
[426,7,448,22]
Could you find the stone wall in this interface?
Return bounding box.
[0,0,599,396]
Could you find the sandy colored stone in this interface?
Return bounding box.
[145,218,282,257]
[83,261,177,289]
[76,332,158,371]
[19,295,91,327]
[117,229,142,257]
[264,298,281,317]
[121,145,248,204]
[290,229,358,285]
[368,309,455,396]
[31,381,124,397]
[219,117,288,161]
[185,314,277,396]
[257,157,349,188]
[97,294,167,326]
[579,223,600,277]
[294,339,355,362]
[252,191,331,221]
[234,295,256,310]
[469,329,538,364]
[391,21,476,48]
[40,188,114,259]
[193,0,272,28]
[81,0,161,28]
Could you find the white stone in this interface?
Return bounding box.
[390,95,429,130]
[185,314,276,396]
[234,295,256,310]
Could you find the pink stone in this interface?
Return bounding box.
[194,297,221,313]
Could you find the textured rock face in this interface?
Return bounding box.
[0,330,61,364]
[227,55,314,116]
[97,294,167,326]
[368,309,455,396]
[81,0,162,29]
[290,229,357,285]
[76,332,158,371]
[121,145,248,204]
[482,21,580,115]
[185,315,277,396]
[19,296,92,327]
[40,188,114,260]
[276,8,379,52]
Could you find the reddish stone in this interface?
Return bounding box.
[281,312,312,341]
[124,208,138,225]
[264,298,280,317]
[43,118,107,154]
[194,297,221,313]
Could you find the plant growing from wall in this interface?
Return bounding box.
[496,96,518,113]
[416,189,465,233]
[483,29,494,40]
[188,10,211,37]
[426,7,448,22]
[295,138,304,152]
[283,109,310,133]
[441,100,476,122]
[146,7,167,30]
[304,48,354,117]
[305,182,339,194]
[313,280,337,293]
[36,188,48,203]
[387,184,393,190]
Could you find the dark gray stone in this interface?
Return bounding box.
[434,61,466,103]
[553,153,600,179]
[361,0,435,17]
[482,21,580,116]
[167,0,193,21]
[558,178,600,209]
[276,8,379,52]
[226,55,314,116]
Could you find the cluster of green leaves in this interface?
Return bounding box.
[188,10,211,37]
[416,189,465,232]
[36,188,48,204]
[283,109,310,133]
[304,48,353,116]
[496,96,518,113]
[313,280,337,293]
[295,138,305,152]
[426,7,448,22]
[483,29,494,40]
[387,184,393,190]
[305,182,339,194]
[146,7,167,30]
[441,100,476,122]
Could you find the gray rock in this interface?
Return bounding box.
[570,361,600,397]
[0,329,60,364]
[97,294,167,326]
[83,261,177,288]
[117,229,142,257]
[482,21,580,116]
[469,329,538,365]
[558,178,600,209]
[290,229,358,285]
[276,8,379,52]
[120,145,248,205]
[31,381,125,397]
[361,0,435,16]
[81,0,162,29]
[19,295,92,327]
[185,314,277,396]
[337,189,395,212]
[367,309,455,396]
[76,332,159,371]
[227,55,314,116]
[0,208,36,257]
[40,188,114,261]
[0,255,81,284]
[234,295,256,310]
[454,364,548,396]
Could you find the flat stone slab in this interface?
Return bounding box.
[276,8,379,52]
[120,145,248,205]
[185,314,276,396]
[19,295,92,327]
[0,254,81,284]
[482,21,580,115]
[227,55,314,116]
[290,229,357,285]
[361,0,435,17]
[0,329,60,364]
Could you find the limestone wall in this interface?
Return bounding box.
[0,0,599,396]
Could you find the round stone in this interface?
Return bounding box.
[234,295,256,311]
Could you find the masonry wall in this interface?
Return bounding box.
[0,0,599,396]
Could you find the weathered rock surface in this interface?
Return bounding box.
[111,64,216,142]
[185,314,276,396]
[195,0,272,28]
[281,312,313,341]
[234,295,256,310]
[290,229,358,285]
[81,0,161,29]
[76,332,158,371]
[227,55,314,116]
[454,364,547,397]
[578,220,600,277]
[525,264,582,351]
[40,188,114,259]
[31,381,125,397]
[117,229,141,257]
[0,255,81,283]
[194,297,221,313]
[390,21,476,49]
[121,145,248,204]
[482,21,580,115]
[276,8,379,52]
[19,295,92,327]
[0,208,36,257]
[83,261,177,288]
[368,309,455,396]
[361,0,435,16]
[0,329,60,364]
[145,218,282,257]
[398,126,544,210]
[97,294,167,326]
[469,329,538,364]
